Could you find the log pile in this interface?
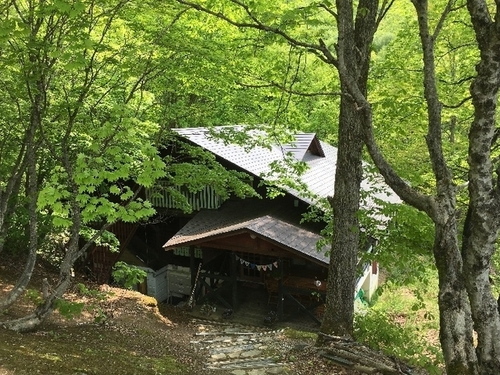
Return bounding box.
[317,332,429,375]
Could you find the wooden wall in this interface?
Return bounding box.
[200,232,291,258]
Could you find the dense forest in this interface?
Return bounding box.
[0,1,499,374]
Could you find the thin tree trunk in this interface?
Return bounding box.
[0,249,37,311]
[0,143,28,255]
[0,67,42,309]
[410,2,479,372]
[1,271,73,332]
[1,196,82,332]
[363,110,479,375]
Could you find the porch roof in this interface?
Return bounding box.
[163,199,329,265]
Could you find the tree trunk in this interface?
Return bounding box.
[433,201,478,374]
[462,1,500,375]
[321,91,364,337]
[364,118,480,375]
[0,53,42,308]
[462,206,500,374]
[0,143,28,255]
[1,270,73,332]
[411,1,480,372]
[320,0,378,338]
[462,2,500,371]
[1,163,95,332]
[0,249,37,311]
[1,198,82,332]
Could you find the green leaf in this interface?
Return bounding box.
[110,185,121,195]
[53,216,72,228]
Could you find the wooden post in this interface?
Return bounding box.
[189,246,196,289]
[278,258,284,319]
[231,252,238,310]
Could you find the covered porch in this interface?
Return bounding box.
[163,199,330,325]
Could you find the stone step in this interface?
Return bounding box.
[209,343,267,354]
[193,335,274,346]
[195,329,282,337]
[207,357,285,369]
[209,349,264,362]
[192,318,281,333]
[191,319,289,374]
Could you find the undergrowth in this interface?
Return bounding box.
[355,267,443,374]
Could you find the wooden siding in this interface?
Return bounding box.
[200,233,292,258]
[146,182,223,210]
[88,221,138,283]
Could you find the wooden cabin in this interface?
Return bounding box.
[153,126,398,324]
[85,126,398,324]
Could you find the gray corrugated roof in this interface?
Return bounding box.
[163,199,329,265]
[173,126,400,207]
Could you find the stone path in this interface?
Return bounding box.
[190,319,290,375]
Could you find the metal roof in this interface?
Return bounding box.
[280,133,325,160]
[173,126,400,208]
[163,199,329,265]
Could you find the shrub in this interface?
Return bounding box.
[112,261,147,289]
[354,309,443,374]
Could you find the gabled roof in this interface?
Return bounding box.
[173,126,400,208]
[163,199,329,265]
[280,133,325,159]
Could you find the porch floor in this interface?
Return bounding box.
[187,281,323,332]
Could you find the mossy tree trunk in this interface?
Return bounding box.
[320,0,380,338]
[462,1,500,372]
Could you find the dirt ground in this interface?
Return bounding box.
[0,257,361,375]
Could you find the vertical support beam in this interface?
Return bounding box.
[189,246,196,289]
[231,252,238,310]
[278,258,284,319]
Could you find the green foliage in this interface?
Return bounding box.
[25,289,85,319]
[80,228,120,253]
[0,0,170,248]
[355,310,443,373]
[24,289,44,307]
[369,0,476,192]
[491,242,500,294]
[53,299,85,320]
[356,267,442,373]
[36,230,71,266]
[75,283,112,323]
[260,154,309,199]
[77,283,109,301]
[112,261,147,289]
[373,204,434,286]
[160,137,259,213]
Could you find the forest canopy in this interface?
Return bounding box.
[0,1,499,374]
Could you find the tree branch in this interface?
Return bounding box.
[318,3,337,20]
[441,95,472,108]
[238,81,341,97]
[175,0,337,65]
[432,0,456,41]
[376,0,396,28]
